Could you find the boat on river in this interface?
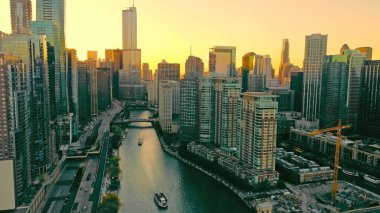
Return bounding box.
[138,138,143,146]
[154,192,168,208]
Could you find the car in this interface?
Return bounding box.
[83,206,87,211]
[85,188,88,192]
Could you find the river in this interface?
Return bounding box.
[118,110,250,213]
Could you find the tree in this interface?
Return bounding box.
[108,156,120,167]
[97,193,121,213]
[108,166,121,178]
[111,125,123,149]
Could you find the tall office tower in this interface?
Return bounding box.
[242,52,256,71]
[263,55,277,86]
[0,54,31,205]
[105,49,122,99]
[105,49,123,70]
[358,61,380,139]
[10,0,32,33]
[340,44,350,55]
[87,59,98,116]
[122,6,137,49]
[0,34,53,176]
[356,47,373,60]
[142,63,152,81]
[97,68,112,110]
[209,46,236,77]
[301,34,327,129]
[237,92,278,170]
[185,56,204,79]
[214,78,241,148]
[290,71,304,112]
[320,55,349,129]
[66,49,79,138]
[279,39,290,85]
[36,0,68,117]
[157,60,180,81]
[280,63,300,86]
[345,50,366,129]
[77,61,90,124]
[159,80,180,133]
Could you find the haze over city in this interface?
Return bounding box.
[1,0,380,73]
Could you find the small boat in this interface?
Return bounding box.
[122,135,126,139]
[138,138,143,146]
[343,169,359,177]
[154,192,168,208]
[363,174,380,184]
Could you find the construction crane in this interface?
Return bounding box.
[308,119,350,201]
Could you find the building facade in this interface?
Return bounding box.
[10,0,32,34]
[301,34,327,129]
[159,80,180,134]
[209,46,236,77]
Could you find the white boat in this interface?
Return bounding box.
[138,138,143,146]
[342,169,359,177]
[154,192,168,208]
[363,174,380,184]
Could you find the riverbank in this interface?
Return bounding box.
[154,128,254,212]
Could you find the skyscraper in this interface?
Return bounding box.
[279,39,290,85]
[358,61,380,139]
[242,52,256,71]
[36,0,68,117]
[142,63,152,81]
[184,56,204,79]
[209,46,236,77]
[0,53,31,205]
[10,0,32,33]
[180,56,204,142]
[97,68,112,110]
[237,92,278,170]
[157,60,180,81]
[122,6,137,49]
[320,55,349,129]
[290,71,304,112]
[66,49,79,138]
[301,34,328,129]
[87,59,98,116]
[199,76,241,148]
[77,61,90,124]
[346,50,366,130]
[340,44,350,55]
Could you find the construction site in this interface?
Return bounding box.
[252,181,380,212]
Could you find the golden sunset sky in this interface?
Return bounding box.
[0,0,379,74]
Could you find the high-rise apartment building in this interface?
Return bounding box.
[209,46,236,77]
[66,49,79,138]
[0,53,31,205]
[214,78,241,148]
[199,76,241,148]
[358,61,380,139]
[301,34,327,129]
[320,55,349,129]
[10,0,32,34]
[237,92,278,170]
[355,47,373,60]
[159,80,180,134]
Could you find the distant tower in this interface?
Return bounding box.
[279,39,290,85]
[355,47,373,60]
[122,6,137,49]
[340,44,350,55]
[10,0,32,33]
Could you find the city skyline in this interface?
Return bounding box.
[1,0,380,74]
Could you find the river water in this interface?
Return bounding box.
[118,110,250,213]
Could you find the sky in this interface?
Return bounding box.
[1,0,380,74]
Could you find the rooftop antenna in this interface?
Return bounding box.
[133,0,135,7]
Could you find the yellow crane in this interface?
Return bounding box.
[308,120,350,201]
